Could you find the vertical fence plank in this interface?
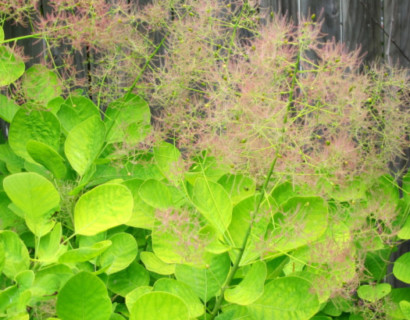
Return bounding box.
[384,0,410,67]
[341,0,383,63]
[261,0,299,23]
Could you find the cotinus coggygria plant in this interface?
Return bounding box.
[0,1,410,319]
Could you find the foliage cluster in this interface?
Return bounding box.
[0,1,409,319]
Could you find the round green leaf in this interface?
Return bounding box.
[22,64,62,104]
[400,300,410,319]
[138,179,173,209]
[357,283,391,302]
[74,183,133,236]
[99,232,138,274]
[175,253,230,302]
[0,46,25,86]
[247,276,320,320]
[65,115,105,176]
[37,223,67,264]
[122,179,155,229]
[56,272,112,320]
[153,142,182,181]
[192,177,232,234]
[126,286,153,313]
[130,292,189,320]
[58,96,100,134]
[225,261,267,305]
[218,174,256,205]
[0,231,29,279]
[393,252,410,284]
[8,109,61,162]
[265,196,328,259]
[105,94,151,145]
[3,172,60,236]
[58,240,112,263]
[107,261,149,296]
[27,140,67,179]
[154,278,204,318]
[0,94,19,122]
[140,251,175,275]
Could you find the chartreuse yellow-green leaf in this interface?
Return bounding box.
[0,94,19,122]
[175,253,230,302]
[64,115,105,177]
[8,109,61,162]
[247,276,320,320]
[130,292,189,320]
[225,260,267,305]
[126,286,153,313]
[107,261,149,296]
[154,278,204,318]
[56,272,112,320]
[27,140,67,179]
[357,283,391,302]
[37,223,67,264]
[265,196,328,259]
[0,231,29,279]
[22,64,62,104]
[192,177,232,235]
[0,26,4,42]
[138,179,173,209]
[58,240,111,263]
[393,252,410,284]
[400,300,410,319]
[0,46,25,86]
[218,174,256,205]
[140,251,175,275]
[99,232,138,274]
[74,183,133,236]
[154,141,182,181]
[3,172,60,236]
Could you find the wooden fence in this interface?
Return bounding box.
[2,0,410,287]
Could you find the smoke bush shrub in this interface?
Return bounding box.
[0,1,409,319]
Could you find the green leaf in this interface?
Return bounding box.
[393,252,410,284]
[129,292,189,320]
[154,278,204,318]
[8,109,61,162]
[0,143,24,173]
[153,142,182,181]
[357,283,391,302]
[38,223,67,264]
[218,174,256,205]
[64,115,105,176]
[400,300,410,319]
[271,181,300,206]
[0,231,29,279]
[265,196,328,259]
[3,172,60,236]
[225,261,266,305]
[99,232,138,274]
[364,248,391,281]
[57,95,100,134]
[126,286,153,313]
[247,276,319,320]
[0,94,19,122]
[56,272,112,320]
[105,94,151,145]
[74,183,133,236]
[403,171,410,204]
[31,264,73,300]
[22,65,62,104]
[138,179,173,209]
[107,261,149,296]
[0,27,4,42]
[192,177,232,234]
[140,251,175,275]
[175,253,230,302]
[0,46,25,86]
[58,240,112,263]
[122,179,155,229]
[27,140,67,179]
[399,215,410,240]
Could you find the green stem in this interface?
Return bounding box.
[209,156,278,320]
